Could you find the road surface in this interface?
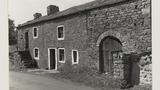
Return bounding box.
[10,71,94,90]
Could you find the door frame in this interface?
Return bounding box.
[25,32,29,50]
[48,48,57,70]
[99,36,122,73]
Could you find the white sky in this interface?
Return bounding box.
[8,0,95,26]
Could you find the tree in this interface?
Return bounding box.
[9,18,16,45]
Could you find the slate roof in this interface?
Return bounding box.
[17,0,127,28]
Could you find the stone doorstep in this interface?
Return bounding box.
[114,60,123,64]
[28,69,60,74]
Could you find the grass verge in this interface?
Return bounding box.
[43,61,152,90]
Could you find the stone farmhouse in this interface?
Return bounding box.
[15,0,151,85]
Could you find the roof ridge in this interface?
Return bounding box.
[17,0,127,28]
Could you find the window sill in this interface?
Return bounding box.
[34,58,39,60]
[33,37,38,38]
[58,38,64,40]
[72,62,78,65]
[59,61,65,63]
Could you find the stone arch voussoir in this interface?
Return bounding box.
[96,31,122,46]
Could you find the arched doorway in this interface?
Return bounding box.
[99,36,122,74]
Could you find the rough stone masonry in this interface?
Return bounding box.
[16,0,151,85]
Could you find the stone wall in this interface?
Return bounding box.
[17,13,88,69]
[114,59,124,79]
[113,53,131,84]
[129,52,152,85]
[113,52,152,85]
[139,53,152,85]
[13,51,22,69]
[42,13,88,69]
[16,0,151,84]
[86,0,151,51]
[17,24,45,68]
[85,0,151,71]
[17,29,26,51]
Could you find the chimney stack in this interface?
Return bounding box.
[47,5,59,15]
[34,13,42,19]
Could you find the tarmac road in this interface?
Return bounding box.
[9,71,94,90]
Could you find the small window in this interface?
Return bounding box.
[58,48,65,63]
[72,50,79,64]
[33,27,38,38]
[34,47,39,59]
[57,25,64,40]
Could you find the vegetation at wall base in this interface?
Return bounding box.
[52,61,152,90]
[9,45,151,90]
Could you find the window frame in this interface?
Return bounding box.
[33,27,38,38]
[58,48,65,63]
[72,50,79,64]
[34,47,39,60]
[57,25,65,40]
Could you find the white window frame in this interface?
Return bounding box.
[58,48,65,63]
[72,50,79,64]
[34,47,39,60]
[48,48,57,70]
[33,27,38,38]
[57,25,65,40]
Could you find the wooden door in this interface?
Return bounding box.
[131,62,140,85]
[101,37,122,74]
[103,51,114,74]
[25,32,29,50]
[103,51,109,73]
[50,49,56,69]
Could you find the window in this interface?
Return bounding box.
[58,48,65,63]
[57,25,64,40]
[34,47,39,59]
[72,50,79,64]
[33,27,38,38]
